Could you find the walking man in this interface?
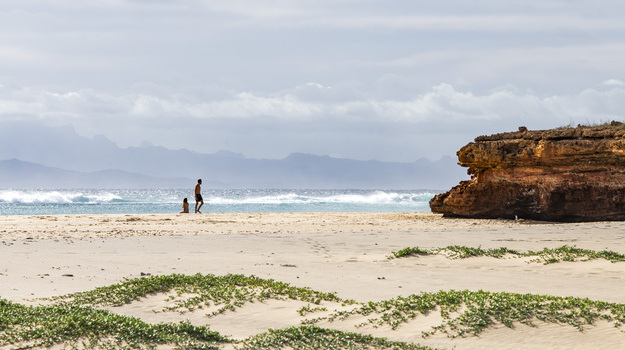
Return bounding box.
[195,179,204,213]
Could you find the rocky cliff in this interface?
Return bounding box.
[429,122,625,222]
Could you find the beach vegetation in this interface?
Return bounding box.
[321,290,625,338]
[51,273,352,315]
[388,245,625,264]
[524,245,625,264]
[0,297,224,349]
[297,304,328,316]
[387,246,431,259]
[235,325,438,349]
[6,273,625,349]
[438,245,521,259]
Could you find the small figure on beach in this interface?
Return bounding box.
[180,198,189,213]
[195,179,204,213]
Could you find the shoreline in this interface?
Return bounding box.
[3,212,625,349]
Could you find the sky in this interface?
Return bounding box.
[2,0,625,162]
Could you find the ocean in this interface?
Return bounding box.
[0,189,437,216]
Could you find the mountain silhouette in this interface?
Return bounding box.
[0,121,466,189]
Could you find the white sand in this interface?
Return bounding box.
[2,212,625,349]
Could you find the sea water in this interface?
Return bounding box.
[0,189,437,216]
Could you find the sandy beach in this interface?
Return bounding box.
[2,212,625,349]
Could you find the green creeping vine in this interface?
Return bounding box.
[235,325,438,350]
[388,245,625,264]
[318,290,625,338]
[51,273,352,314]
[0,298,224,349]
[5,273,625,349]
[297,304,328,316]
[389,247,432,258]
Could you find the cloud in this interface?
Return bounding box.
[2,82,625,161]
[603,79,625,87]
[0,46,38,62]
[3,1,625,95]
[3,82,625,127]
[301,14,625,32]
[6,2,625,35]
[128,92,325,121]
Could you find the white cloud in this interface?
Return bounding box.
[0,46,38,61]
[2,82,624,139]
[603,79,625,86]
[2,81,625,161]
[206,92,324,119]
[303,14,625,32]
[198,0,310,21]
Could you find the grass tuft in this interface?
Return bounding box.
[388,245,625,264]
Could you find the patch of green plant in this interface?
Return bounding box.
[0,298,225,349]
[526,245,625,264]
[556,121,625,130]
[234,325,438,350]
[388,245,625,264]
[21,273,625,349]
[439,246,521,259]
[320,290,625,338]
[388,246,431,259]
[387,246,521,260]
[297,304,328,316]
[51,273,352,316]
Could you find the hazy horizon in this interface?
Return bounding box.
[0,123,468,190]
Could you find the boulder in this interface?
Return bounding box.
[430,123,625,222]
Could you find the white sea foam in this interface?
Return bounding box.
[0,189,436,215]
[0,190,122,204]
[207,191,434,205]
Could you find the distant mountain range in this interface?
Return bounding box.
[0,122,467,189]
[0,159,191,189]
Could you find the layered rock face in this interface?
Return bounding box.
[430,123,625,222]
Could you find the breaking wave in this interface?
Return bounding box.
[0,189,437,215]
[0,190,123,204]
[207,190,434,205]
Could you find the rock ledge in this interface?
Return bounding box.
[430,122,625,222]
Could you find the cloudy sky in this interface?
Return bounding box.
[2,1,625,162]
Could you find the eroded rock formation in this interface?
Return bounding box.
[430,122,625,222]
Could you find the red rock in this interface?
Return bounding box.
[430,123,625,222]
